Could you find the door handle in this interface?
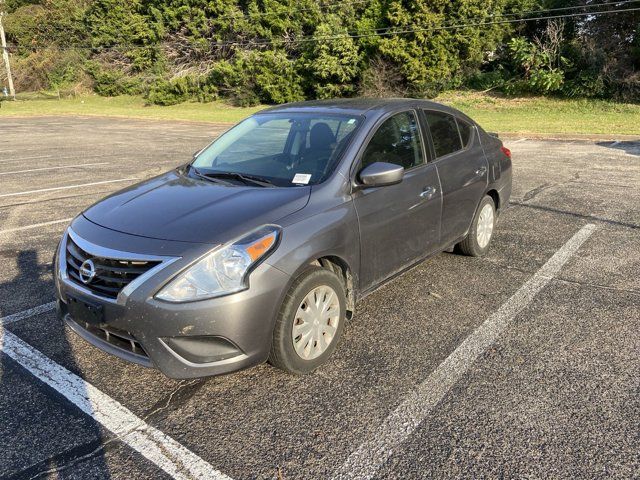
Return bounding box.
[475,166,487,176]
[419,186,437,199]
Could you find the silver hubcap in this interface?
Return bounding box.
[292,285,340,360]
[476,203,494,248]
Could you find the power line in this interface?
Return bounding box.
[5,1,638,50]
[205,0,374,23]
[361,0,640,38]
[205,6,640,49]
[151,0,640,25]
[217,0,640,46]
[4,3,639,51]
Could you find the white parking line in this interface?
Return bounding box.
[0,153,124,164]
[0,307,232,480]
[0,154,53,162]
[0,162,110,176]
[0,178,139,198]
[0,218,72,235]
[510,138,528,144]
[0,302,56,326]
[333,223,597,480]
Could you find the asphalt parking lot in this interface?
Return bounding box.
[1,116,639,480]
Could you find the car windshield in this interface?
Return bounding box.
[191,112,361,187]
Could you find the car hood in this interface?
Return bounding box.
[83,171,311,244]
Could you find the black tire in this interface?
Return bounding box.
[269,267,346,374]
[457,195,496,257]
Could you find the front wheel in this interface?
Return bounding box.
[269,267,346,374]
[457,195,496,257]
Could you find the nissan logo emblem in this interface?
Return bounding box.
[79,259,97,284]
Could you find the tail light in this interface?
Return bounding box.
[500,146,511,159]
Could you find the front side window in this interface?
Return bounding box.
[361,111,424,170]
[424,111,463,158]
[192,113,361,187]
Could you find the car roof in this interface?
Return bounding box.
[259,98,461,117]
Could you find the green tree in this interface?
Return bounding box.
[4,0,89,91]
[303,14,362,98]
[207,49,304,106]
[5,0,637,103]
[85,0,162,71]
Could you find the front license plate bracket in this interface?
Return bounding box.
[67,295,104,325]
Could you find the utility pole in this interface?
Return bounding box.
[0,9,15,100]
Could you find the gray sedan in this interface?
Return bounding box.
[54,98,512,378]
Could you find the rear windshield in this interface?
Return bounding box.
[192,113,361,187]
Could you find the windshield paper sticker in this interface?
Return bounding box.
[292,173,312,185]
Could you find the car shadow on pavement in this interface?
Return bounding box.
[0,249,111,479]
[595,141,640,156]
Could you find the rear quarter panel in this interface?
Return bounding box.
[479,130,512,211]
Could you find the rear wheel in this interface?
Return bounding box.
[269,267,346,374]
[457,195,496,257]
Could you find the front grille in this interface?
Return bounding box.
[65,236,160,299]
[71,316,149,360]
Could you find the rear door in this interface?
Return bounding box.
[422,110,488,245]
[352,110,441,291]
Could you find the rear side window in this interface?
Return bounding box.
[424,111,463,158]
[457,118,473,147]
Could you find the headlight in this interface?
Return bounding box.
[155,225,280,302]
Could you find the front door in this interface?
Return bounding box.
[352,110,442,291]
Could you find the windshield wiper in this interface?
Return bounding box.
[199,171,276,188]
[188,165,232,185]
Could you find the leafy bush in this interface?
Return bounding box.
[529,68,564,93]
[207,60,260,107]
[85,61,144,96]
[208,51,305,106]
[562,73,606,99]
[146,76,217,105]
[10,48,87,92]
[504,37,566,94]
[465,70,506,91]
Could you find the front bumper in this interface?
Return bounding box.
[55,217,291,379]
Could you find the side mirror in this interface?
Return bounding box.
[358,162,404,188]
